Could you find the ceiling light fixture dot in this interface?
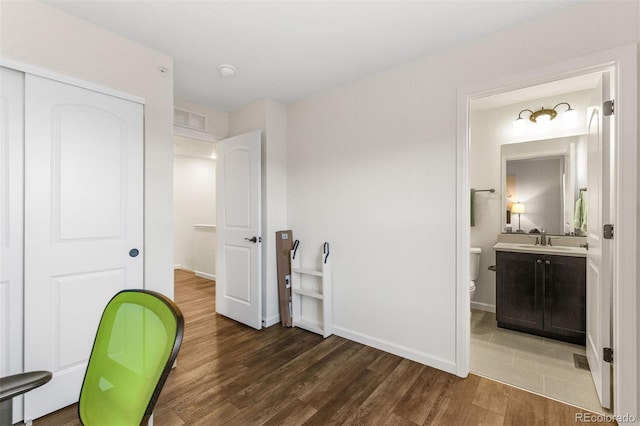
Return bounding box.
[218,64,236,78]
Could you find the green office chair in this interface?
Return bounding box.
[78,289,184,426]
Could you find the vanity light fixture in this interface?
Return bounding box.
[514,102,577,134]
[511,202,525,233]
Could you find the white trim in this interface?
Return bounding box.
[457,44,637,420]
[194,271,216,281]
[173,125,217,142]
[470,301,496,313]
[173,264,182,270]
[0,58,145,104]
[456,75,471,379]
[263,314,281,328]
[334,325,457,375]
[610,43,638,423]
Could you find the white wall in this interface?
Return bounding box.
[0,1,174,297]
[173,155,216,277]
[286,1,639,373]
[228,98,288,327]
[264,100,289,325]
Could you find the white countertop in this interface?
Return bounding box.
[493,242,587,258]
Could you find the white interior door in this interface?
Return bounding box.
[215,130,262,329]
[23,74,144,421]
[0,66,25,424]
[585,72,612,409]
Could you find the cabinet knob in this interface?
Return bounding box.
[545,260,551,265]
[536,259,542,264]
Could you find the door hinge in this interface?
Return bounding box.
[603,100,614,116]
[603,224,614,240]
[604,347,613,363]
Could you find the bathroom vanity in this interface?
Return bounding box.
[494,242,587,345]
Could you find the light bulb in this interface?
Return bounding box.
[513,118,526,136]
[537,114,551,124]
[563,108,578,129]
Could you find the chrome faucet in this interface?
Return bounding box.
[540,228,547,246]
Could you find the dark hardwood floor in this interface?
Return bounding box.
[33,270,614,425]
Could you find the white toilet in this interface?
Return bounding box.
[470,247,482,300]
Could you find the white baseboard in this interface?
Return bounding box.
[194,271,215,281]
[263,314,281,328]
[471,301,496,313]
[333,325,457,375]
[173,264,182,270]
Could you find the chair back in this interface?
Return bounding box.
[78,290,184,425]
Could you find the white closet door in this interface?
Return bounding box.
[0,66,25,424]
[23,74,144,421]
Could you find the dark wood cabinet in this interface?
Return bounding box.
[496,251,586,345]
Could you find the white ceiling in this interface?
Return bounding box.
[46,1,582,112]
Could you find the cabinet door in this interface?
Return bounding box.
[496,251,544,331]
[544,255,586,343]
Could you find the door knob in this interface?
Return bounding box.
[245,237,258,243]
[129,248,139,257]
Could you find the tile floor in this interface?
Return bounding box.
[470,309,608,414]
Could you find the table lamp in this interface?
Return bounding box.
[511,202,525,233]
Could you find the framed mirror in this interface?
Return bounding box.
[501,136,587,236]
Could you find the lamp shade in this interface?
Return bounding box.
[511,203,525,214]
[513,118,527,136]
[563,108,578,128]
[536,114,551,125]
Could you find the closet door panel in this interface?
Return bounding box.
[0,66,25,424]
[56,106,124,239]
[23,74,143,421]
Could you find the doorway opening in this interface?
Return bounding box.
[172,130,264,330]
[467,69,613,414]
[173,134,218,282]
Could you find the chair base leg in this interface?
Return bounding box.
[0,399,13,426]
